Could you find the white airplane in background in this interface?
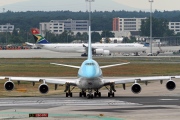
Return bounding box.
[25,28,147,56]
[1,26,179,99]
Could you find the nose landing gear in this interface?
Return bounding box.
[87,89,93,99]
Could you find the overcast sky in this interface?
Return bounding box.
[0,0,179,12]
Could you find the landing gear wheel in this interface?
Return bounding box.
[98,92,101,97]
[91,94,94,99]
[94,91,101,97]
[79,92,82,97]
[70,92,73,97]
[94,92,97,97]
[108,92,110,97]
[83,92,86,97]
[80,91,86,97]
[66,93,69,97]
[87,94,93,99]
[66,92,73,97]
[108,92,115,97]
[112,92,114,97]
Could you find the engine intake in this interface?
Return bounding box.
[4,81,15,91]
[39,84,49,94]
[166,80,176,91]
[131,83,141,94]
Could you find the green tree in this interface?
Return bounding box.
[101,30,115,38]
[82,32,88,42]
[140,17,174,37]
[91,32,101,43]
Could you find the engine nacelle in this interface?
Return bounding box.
[103,50,110,55]
[95,49,104,54]
[166,80,176,91]
[4,81,15,91]
[94,49,111,55]
[39,83,49,94]
[131,83,141,94]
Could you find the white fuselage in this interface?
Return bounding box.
[38,43,147,54]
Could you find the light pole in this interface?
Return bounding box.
[27,31,29,42]
[67,32,69,43]
[149,0,153,54]
[85,0,94,27]
[6,26,9,44]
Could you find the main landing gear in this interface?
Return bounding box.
[94,89,101,98]
[79,90,86,97]
[87,89,93,99]
[64,84,75,97]
[106,84,116,97]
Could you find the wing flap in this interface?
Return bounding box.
[0,77,77,86]
[43,78,77,85]
[1,77,41,82]
[103,76,179,85]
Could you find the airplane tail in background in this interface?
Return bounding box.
[31,28,49,44]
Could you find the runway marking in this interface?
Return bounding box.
[159,99,179,101]
[0,99,142,107]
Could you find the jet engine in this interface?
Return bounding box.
[39,83,49,94]
[4,81,15,91]
[131,83,141,94]
[166,80,176,91]
[94,49,110,55]
[103,50,110,55]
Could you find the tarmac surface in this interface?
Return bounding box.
[0,49,179,120]
[0,49,81,58]
[0,80,179,120]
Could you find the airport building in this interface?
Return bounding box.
[168,22,180,34]
[0,23,14,33]
[113,17,147,32]
[39,19,89,36]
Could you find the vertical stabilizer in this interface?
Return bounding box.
[88,26,92,60]
[31,28,49,44]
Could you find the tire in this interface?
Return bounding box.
[70,92,72,97]
[79,92,82,97]
[66,93,69,97]
[108,92,110,97]
[98,92,101,97]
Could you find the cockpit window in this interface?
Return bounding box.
[85,63,95,65]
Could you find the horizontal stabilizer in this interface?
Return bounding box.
[100,62,130,69]
[50,63,80,69]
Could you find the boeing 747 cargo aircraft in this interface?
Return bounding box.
[26,28,147,56]
[1,26,179,99]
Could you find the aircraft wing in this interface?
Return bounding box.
[0,76,77,85]
[1,76,40,82]
[41,78,77,85]
[103,76,179,85]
